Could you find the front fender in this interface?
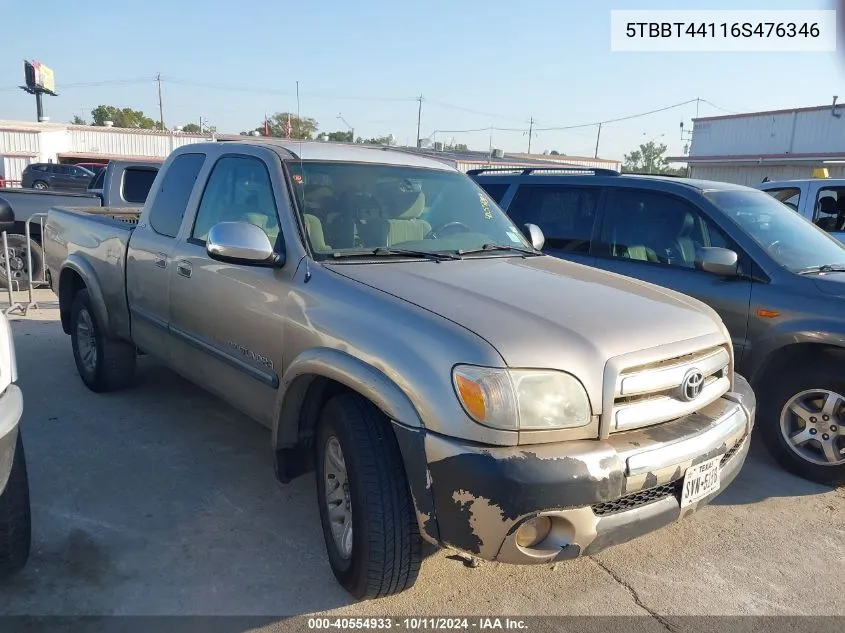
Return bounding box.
[272,347,423,452]
[59,255,114,338]
[744,317,845,385]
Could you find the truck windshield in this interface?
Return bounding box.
[287,161,534,259]
[705,188,845,273]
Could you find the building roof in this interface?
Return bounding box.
[507,153,619,165]
[667,151,845,164]
[693,103,837,123]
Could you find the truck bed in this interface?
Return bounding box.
[43,206,141,340]
[0,189,101,228]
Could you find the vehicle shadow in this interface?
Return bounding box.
[1,329,362,618]
[710,433,834,506]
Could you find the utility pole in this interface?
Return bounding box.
[157,73,165,131]
[416,95,424,148]
[594,122,603,158]
[527,116,535,154]
[199,116,203,133]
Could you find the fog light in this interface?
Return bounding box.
[515,516,552,548]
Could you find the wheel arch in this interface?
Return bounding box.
[57,258,111,337]
[750,341,845,391]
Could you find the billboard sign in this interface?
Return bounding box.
[23,60,56,94]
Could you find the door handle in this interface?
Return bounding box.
[154,252,168,269]
[176,260,192,278]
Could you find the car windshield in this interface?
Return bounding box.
[705,188,845,272]
[287,161,534,259]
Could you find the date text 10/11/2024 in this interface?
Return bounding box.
[307,618,529,630]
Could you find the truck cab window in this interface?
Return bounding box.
[191,155,281,247]
[813,187,845,232]
[122,167,158,204]
[147,153,205,238]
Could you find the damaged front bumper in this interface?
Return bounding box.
[394,374,755,564]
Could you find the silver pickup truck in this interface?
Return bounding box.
[44,140,756,599]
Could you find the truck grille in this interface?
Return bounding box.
[608,345,732,433]
[592,481,680,516]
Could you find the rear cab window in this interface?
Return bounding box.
[147,154,205,238]
[122,167,159,204]
[812,186,845,232]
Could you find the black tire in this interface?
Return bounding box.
[315,393,422,599]
[31,181,48,190]
[0,234,44,290]
[759,359,845,485]
[0,431,32,578]
[70,289,136,392]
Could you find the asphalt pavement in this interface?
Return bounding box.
[1,290,843,624]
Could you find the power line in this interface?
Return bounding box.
[700,99,744,115]
[533,99,700,131]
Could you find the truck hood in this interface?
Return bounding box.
[326,255,723,367]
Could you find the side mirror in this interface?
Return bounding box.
[206,221,284,267]
[524,223,545,250]
[695,247,738,277]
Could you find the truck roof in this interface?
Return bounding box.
[214,139,456,171]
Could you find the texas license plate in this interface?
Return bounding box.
[680,454,722,508]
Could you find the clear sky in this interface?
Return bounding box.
[1,0,842,161]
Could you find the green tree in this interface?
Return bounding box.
[361,135,392,145]
[326,130,353,142]
[180,122,217,134]
[549,150,560,155]
[71,114,87,125]
[246,112,318,139]
[622,141,677,174]
[90,105,162,129]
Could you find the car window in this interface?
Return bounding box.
[147,153,205,238]
[505,185,598,252]
[122,167,159,204]
[192,155,280,247]
[477,182,510,204]
[599,189,731,269]
[56,165,72,175]
[89,169,106,190]
[812,186,845,232]
[763,187,800,211]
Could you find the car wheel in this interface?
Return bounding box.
[0,431,31,578]
[759,359,845,485]
[31,181,48,190]
[70,289,136,392]
[315,393,422,599]
[0,234,44,290]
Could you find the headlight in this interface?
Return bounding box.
[452,365,591,431]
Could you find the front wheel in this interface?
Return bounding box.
[0,432,32,577]
[315,393,422,599]
[759,359,845,485]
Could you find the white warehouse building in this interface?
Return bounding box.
[671,103,845,186]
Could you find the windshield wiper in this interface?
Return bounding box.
[796,263,845,275]
[331,247,460,261]
[457,243,540,257]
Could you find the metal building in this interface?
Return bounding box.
[670,104,845,186]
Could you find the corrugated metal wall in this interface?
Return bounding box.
[1,156,32,184]
[691,108,845,157]
[689,164,845,186]
[68,128,211,159]
[0,129,40,156]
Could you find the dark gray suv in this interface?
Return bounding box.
[471,167,845,485]
[21,163,94,192]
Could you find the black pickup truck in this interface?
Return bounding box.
[0,160,159,287]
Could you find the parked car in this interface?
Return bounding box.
[0,311,31,578]
[75,162,108,178]
[0,160,161,288]
[756,177,845,242]
[44,141,755,598]
[470,166,845,484]
[21,163,94,192]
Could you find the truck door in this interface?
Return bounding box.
[593,188,753,361]
[167,148,291,427]
[125,152,206,365]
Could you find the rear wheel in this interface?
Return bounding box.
[70,289,136,392]
[0,234,43,289]
[759,359,845,485]
[315,393,422,599]
[0,432,32,578]
[31,181,48,191]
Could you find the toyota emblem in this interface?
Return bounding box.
[681,369,705,402]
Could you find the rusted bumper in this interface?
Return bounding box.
[0,385,23,494]
[394,374,755,564]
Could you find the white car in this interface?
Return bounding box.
[756,177,845,242]
[0,311,30,577]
